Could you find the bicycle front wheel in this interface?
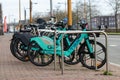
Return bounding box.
[80,40,106,69]
[27,41,54,66]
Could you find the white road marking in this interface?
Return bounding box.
[110,62,120,67]
[109,45,117,47]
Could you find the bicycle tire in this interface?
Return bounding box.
[64,51,80,65]
[10,39,16,57]
[27,41,54,66]
[13,38,29,62]
[79,40,106,69]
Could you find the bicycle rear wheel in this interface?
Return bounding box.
[79,40,106,69]
[27,41,54,66]
[10,39,16,57]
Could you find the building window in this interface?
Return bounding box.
[105,18,107,21]
[101,22,104,25]
[101,18,103,21]
[105,22,107,25]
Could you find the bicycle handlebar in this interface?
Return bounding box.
[20,29,31,32]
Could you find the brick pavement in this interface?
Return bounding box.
[0,33,120,80]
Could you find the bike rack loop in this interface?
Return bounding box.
[57,30,108,74]
[61,33,97,71]
[38,29,57,70]
[54,30,57,70]
[38,29,109,75]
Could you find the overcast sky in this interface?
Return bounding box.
[0,0,112,23]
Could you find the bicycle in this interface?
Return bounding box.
[27,19,106,69]
[10,24,45,62]
[9,22,56,62]
[25,21,80,66]
[10,22,77,65]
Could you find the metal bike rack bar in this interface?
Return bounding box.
[91,33,97,70]
[61,34,64,75]
[57,30,108,74]
[54,30,57,70]
[38,29,109,75]
[102,31,109,73]
[38,29,57,70]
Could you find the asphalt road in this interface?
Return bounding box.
[97,35,120,65]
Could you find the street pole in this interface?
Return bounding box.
[50,0,53,17]
[19,0,21,22]
[89,0,92,30]
[65,0,67,17]
[84,0,87,20]
[76,1,79,29]
[24,8,26,23]
[14,18,16,33]
[19,0,21,29]
[29,0,32,23]
[68,0,72,27]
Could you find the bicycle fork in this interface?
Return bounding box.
[85,39,95,58]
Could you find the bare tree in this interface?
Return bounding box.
[53,6,66,21]
[72,0,100,29]
[107,0,120,32]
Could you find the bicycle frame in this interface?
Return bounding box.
[64,29,94,56]
[30,28,94,57]
[30,27,71,51]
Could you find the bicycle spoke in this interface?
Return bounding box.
[96,49,104,55]
[97,56,104,62]
[41,55,45,64]
[84,56,91,61]
[80,40,106,69]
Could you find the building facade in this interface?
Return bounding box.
[91,16,115,30]
[0,3,2,24]
[0,3,3,35]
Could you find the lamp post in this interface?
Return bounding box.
[19,0,21,22]
[24,7,31,24]
[13,18,16,33]
[29,0,37,23]
[89,0,92,30]
[68,0,72,27]
[50,0,53,17]
[29,0,32,23]
[24,7,27,23]
[19,0,21,28]
[76,0,79,29]
[84,0,87,20]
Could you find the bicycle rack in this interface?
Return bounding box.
[38,29,109,75]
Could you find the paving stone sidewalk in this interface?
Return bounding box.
[0,33,120,80]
